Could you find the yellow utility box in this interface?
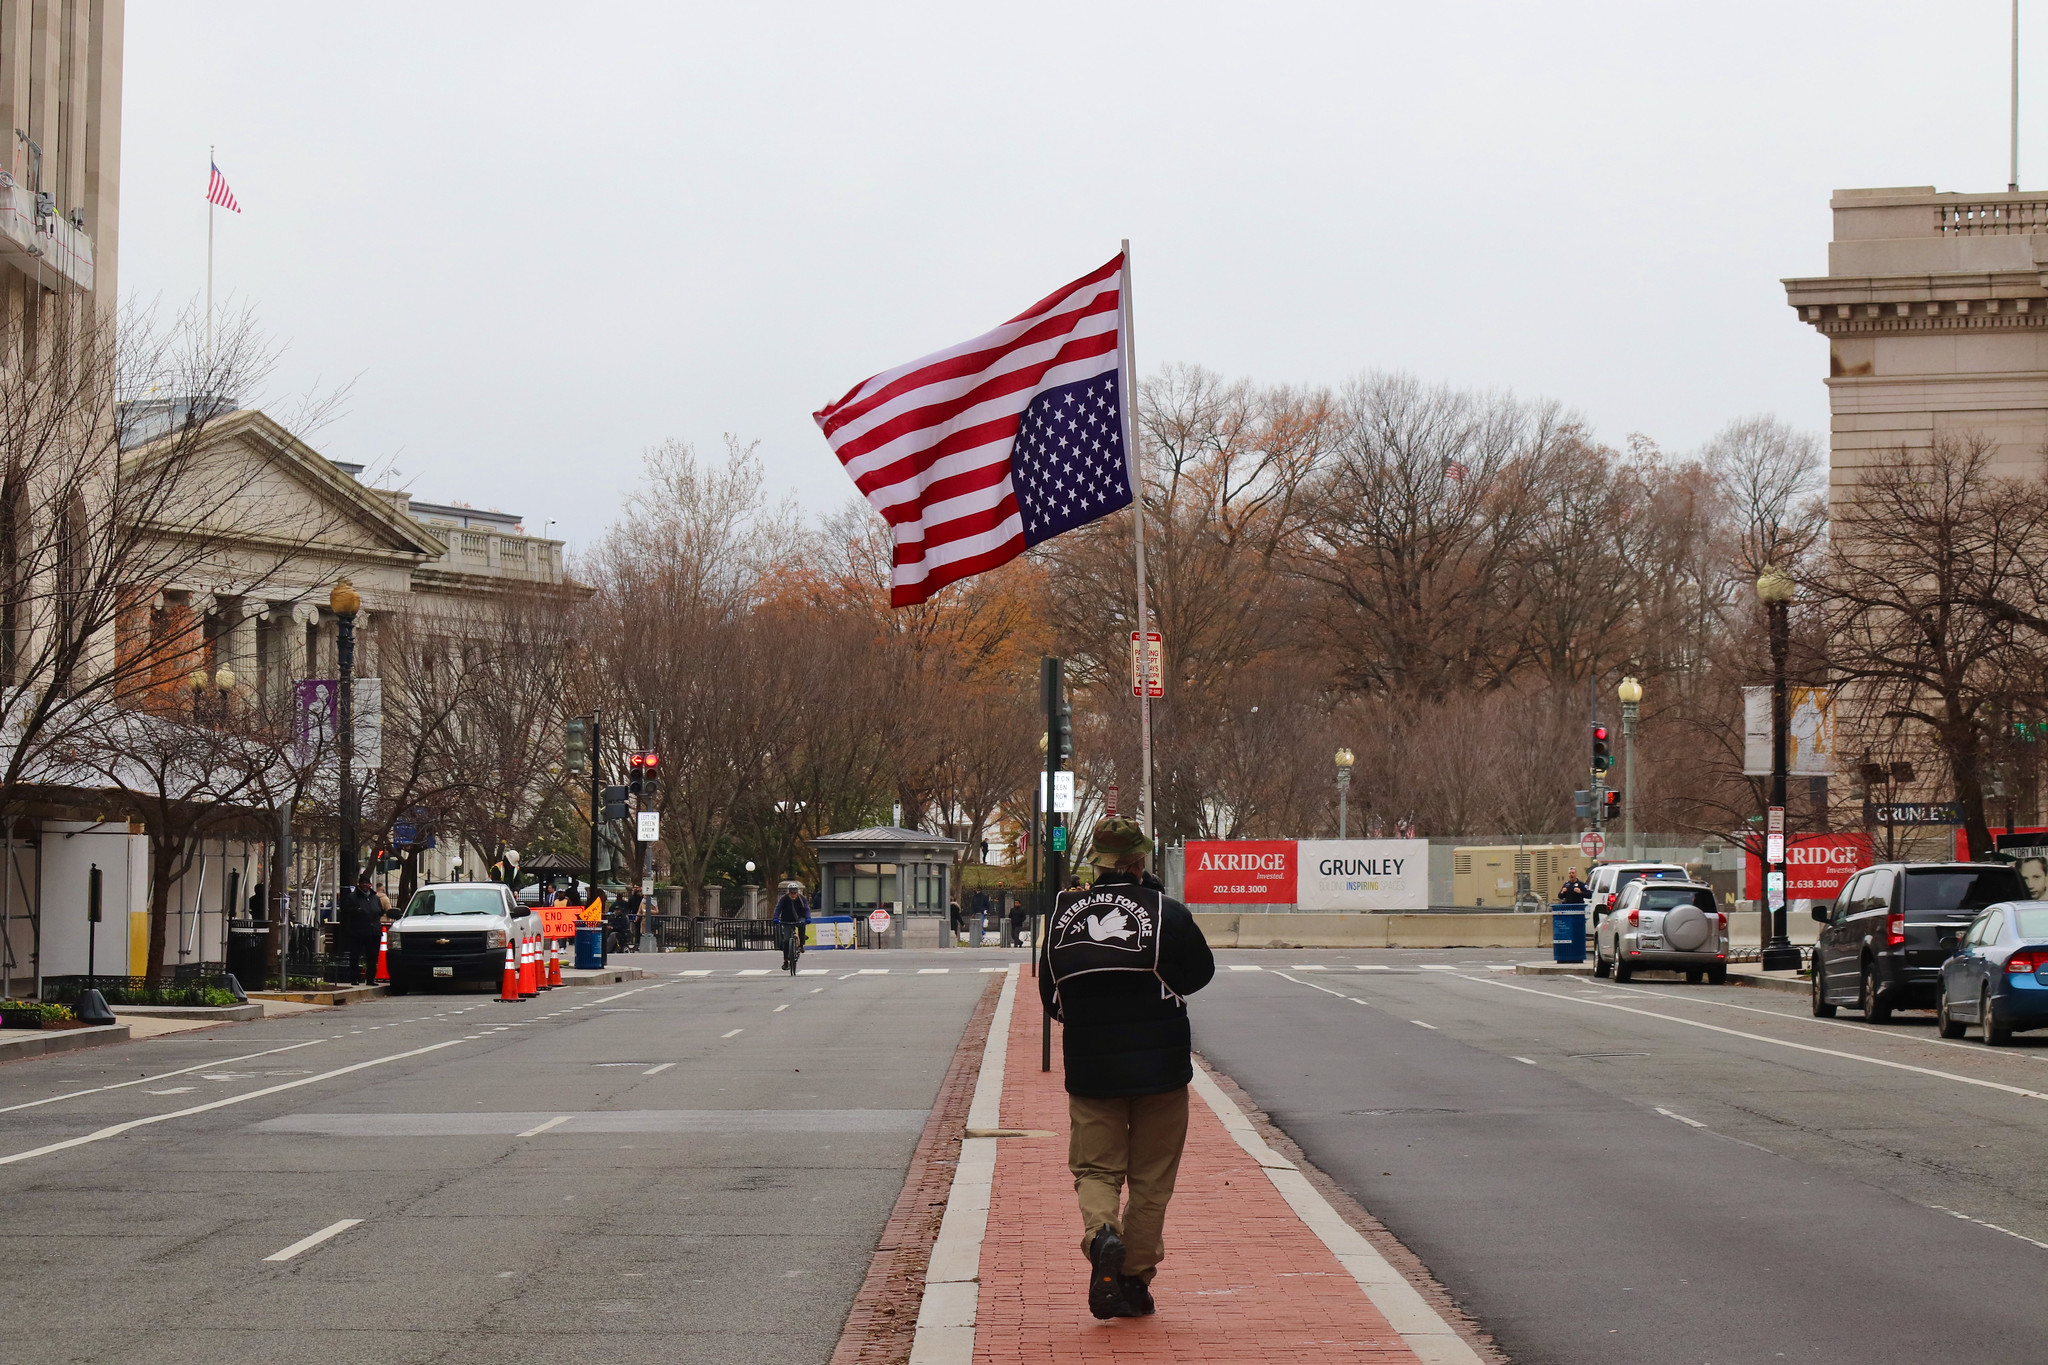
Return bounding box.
[1450,844,1586,907]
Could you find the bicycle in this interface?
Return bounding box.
[781,921,806,975]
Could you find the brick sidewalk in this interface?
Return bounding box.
[972,985,1426,1364]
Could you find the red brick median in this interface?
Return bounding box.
[973,991,1425,1364]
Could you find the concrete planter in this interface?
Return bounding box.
[1194,911,1556,950]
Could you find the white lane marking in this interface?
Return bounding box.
[682,970,712,977]
[810,988,824,994]
[773,1004,789,1013]
[145,1087,197,1095]
[1601,979,2047,1063]
[858,969,890,975]
[918,968,949,974]
[0,1037,467,1169]
[912,965,1019,1359]
[517,1115,571,1137]
[1513,1056,1537,1066]
[1655,1106,1707,1129]
[798,969,828,975]
[1487,965,1517,972]
[738,969,770,976]
[1191,1062,1483,1363]
[1419,965,1457,972]
[1275,972,1352,1000]
[979,967,1003,972]
[1411,1020,1438,1030]
[1357,965,1391,971]
[1228,965,1264,971]
[642,1063,675,1076]
[263,1219,363,1262]
[721,1029,744,1039]
[1292,965,1328,971]
[0,1040,329,1116]
[1462,975,2048,1104]
[1931,1205,2048,1251]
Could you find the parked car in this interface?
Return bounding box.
[1593,879,1729,983]
[1811,862,2026,1022]
[385,882,542,993]
[1587,862,1689,921]
[1936,900,2048,1044]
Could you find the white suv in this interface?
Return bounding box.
[1587,862,1689,921]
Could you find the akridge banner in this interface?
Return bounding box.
[1296,840,1428,911]
[1183,840,1296,904]
[1744,833,1871,900]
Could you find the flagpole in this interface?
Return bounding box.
[1118,238,1155,858]
[206,145,215,369]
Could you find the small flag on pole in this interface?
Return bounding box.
[814,254,1131,607]
[207,161,241,213]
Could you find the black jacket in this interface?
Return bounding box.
[1037,870,1214,1098]
[338,886,381,937]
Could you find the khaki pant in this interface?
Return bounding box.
[1068,1087,1190,1280]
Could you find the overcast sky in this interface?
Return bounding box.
[122,2,2027,547]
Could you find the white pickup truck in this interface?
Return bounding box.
[383,882,541,993]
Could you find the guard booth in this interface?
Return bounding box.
[809,825,964,949]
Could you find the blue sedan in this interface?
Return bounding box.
[1937,900,2048,1045]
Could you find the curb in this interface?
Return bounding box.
[0,1023,131,1062]
[248,985,388,1006]
[1512,962,1809,996]
[114,1003,265,1021]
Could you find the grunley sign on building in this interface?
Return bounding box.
[1184,840,1428,911]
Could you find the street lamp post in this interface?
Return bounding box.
[1757,567,1802,971]
[1335,748,1356,838]
[331,580,361,891]
[1617,677,1642,861]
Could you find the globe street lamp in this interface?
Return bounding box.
[1617,676,1642,860]
[330,579,361,892]
[1335,748,1356,839]
[1756,566,1803,971]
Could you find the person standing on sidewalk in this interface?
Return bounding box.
[1038,816,1214,1320]
[338,872,381,985]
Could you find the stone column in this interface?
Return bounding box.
[703,884,721,918]
[289,602,321,679]
[742,884,761,918]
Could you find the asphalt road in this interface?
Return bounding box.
[1194,949,2048,1365]
[0,949,1021,1365]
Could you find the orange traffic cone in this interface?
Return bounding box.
[374,927,390,983]
[548,938,563,988]
[499,944,520,1002]
[519,937,537,998]
[536,937,552,991]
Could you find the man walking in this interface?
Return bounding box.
[1039,817,1214,1320]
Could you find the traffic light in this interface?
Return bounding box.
[1591,724,1612,775]
[1573,790,1592,821]
[1053,699,1074,764]
[602,784,629,822]
[566,717,588,772]
[1603,790,1621,821]
[627,750,660,796]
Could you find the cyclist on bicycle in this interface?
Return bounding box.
[773,882,812,971]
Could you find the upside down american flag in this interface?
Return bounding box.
[814,254,1133,606]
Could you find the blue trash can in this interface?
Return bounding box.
[1551,904,1587,963]
[575,923,605,970]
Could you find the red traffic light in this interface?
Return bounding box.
[628,752,647,771]
[1591,725,1609,742]
[643,751,660,770]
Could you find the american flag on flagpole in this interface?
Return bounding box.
[815,254,1131,607]
[207,161,240,213]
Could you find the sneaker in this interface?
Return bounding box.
[1087,1227,1131,1320]
[1120,1275,1155,1315]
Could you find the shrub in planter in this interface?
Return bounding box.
[0,999,76,1028]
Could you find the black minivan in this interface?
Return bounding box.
[1811,863,2027,1021]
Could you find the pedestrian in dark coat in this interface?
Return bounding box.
[1039,817,1213,1319]
[338,873,381,984]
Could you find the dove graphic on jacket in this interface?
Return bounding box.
[1085,909,1137,942]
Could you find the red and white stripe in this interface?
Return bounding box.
[814,254,1124,606]
[207,162,240,213]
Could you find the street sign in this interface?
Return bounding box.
[1051,825,1069,853]
[392,821,415,848]
[1052,770,1076,814]
[1865,801,1964,826]
[1767,869,1786,910]
[1580,830,1605,859]
[1106,784,1120,816]
[1130,631,1164,698]
[868,909,891,932]
[1766,806,1786,864]
[637,811,661,842]
[640,876,654,896]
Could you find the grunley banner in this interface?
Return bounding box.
[1183,840,1428,911]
